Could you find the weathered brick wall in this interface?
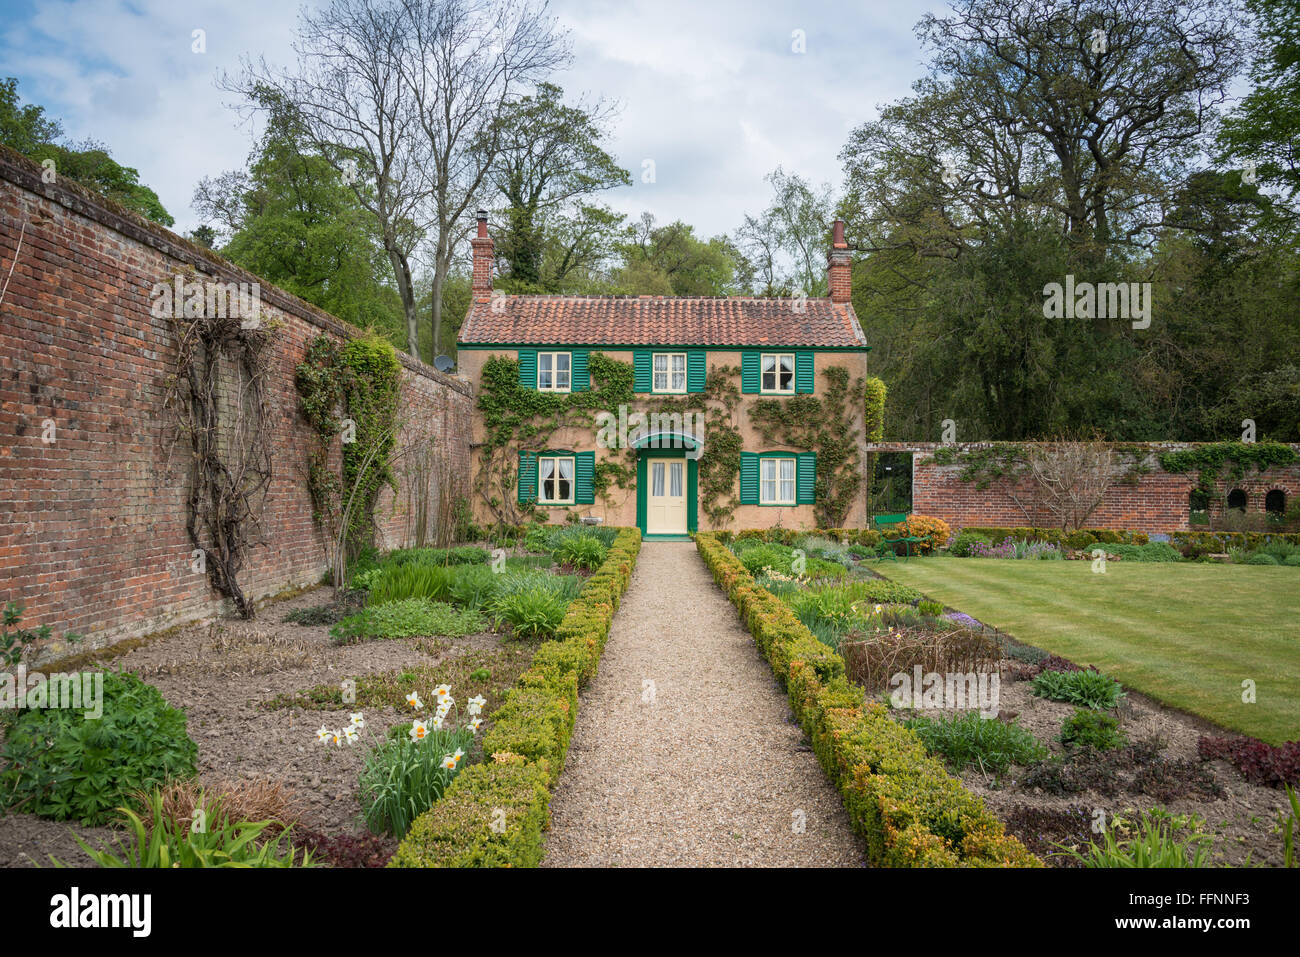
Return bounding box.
[0,147,473,655]
[868,442,1300,534]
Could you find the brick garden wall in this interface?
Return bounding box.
[868,442,1300,535]
[0,147,473,656]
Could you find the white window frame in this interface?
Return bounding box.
[759,456,797,505]
[760,353,795,394]
[537,352,572,393]
[652,352,688,394]
[537,455,576,504]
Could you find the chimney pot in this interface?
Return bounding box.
[471,214,494,297]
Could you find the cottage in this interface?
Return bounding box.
[456,212,872,537]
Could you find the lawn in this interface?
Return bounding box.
[873,557,1300,745]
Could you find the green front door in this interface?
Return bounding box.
[636,448,698,537]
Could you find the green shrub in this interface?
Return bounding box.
[1284,554,1300,567]
[1060,708,1127,750]
[843,578,923,605]
[0,671,198,825]
[383,546,489,567]
[447,565,501,610]
[1032,669,1125,710]
[490,586,570,640]
[366,564,453,605]
[1245,552,1280,565]
[552,533,609,571]
[948,531,991,557]
[331,599,485,645]
[1057,809,1213,868]
[903,712,1047,774]
[917,600,944,616]
[58,788,313,867]
[359,725,476,838]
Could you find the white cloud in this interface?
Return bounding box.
[1,0,946,237]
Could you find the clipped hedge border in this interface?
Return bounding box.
[696,532,1041,868]
[389,526,642,867]
[958,526,1151,548]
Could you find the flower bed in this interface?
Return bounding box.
[695,532,1039,867]
[389,527,642,868]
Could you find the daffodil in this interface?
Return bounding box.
[316,725,332,744]
[342,725,359,744]
[331,729,343,746]
[433,684,452,702]
[874,604,883,614]
[431,711,445,730]
[406,692,423,711]
[467,695,486,716]
[350,712,365,728]
[441,754,457,770]
[468,717,483,733]
[409,720,429,743]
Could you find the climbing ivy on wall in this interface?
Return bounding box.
[294,331,402,555]
[1159,441,1298,496]
[748,366,865,527]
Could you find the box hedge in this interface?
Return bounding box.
[696,532,1040,868]
[389,527,641,868]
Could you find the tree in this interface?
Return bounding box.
[485,82,629,291]
[0,78,173,225]
[193,101,405,340]
[616,213,739,295]
[734,167,836,296]
[1014,440,1116,530]
[225,3,432,358]
[397,0,571,354]
[841,0,1244,258]
[1218,0,1300,204]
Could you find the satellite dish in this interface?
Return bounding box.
[434,354,455,373]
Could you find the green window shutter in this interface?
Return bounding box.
[687,351,706,392]
[739,452,759,504]
[796,451,817,504]
[574,451,595,504]
[518,451,537,504]
[633,350,652,392]
[518,349,537,389]
[795,352,814,393]
[571,350,590,391]
[741,352,760,393]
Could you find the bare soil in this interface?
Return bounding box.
[888,663,1292,867]
[0,586,536,868]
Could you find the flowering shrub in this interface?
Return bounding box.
[902,515,952,554]
[968,539,1062,560]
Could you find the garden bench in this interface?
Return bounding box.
[873,512,922,562]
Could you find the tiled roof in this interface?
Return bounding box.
[457,295,868,348]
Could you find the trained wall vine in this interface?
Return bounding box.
[1159,441,1298,496]
[164,303,276,619]
[748,365,865,527]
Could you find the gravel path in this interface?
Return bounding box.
[542,542,863,867]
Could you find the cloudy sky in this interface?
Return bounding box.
[0,0,949,238]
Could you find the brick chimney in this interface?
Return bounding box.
[827,219,851,304]
[471,209,494,299]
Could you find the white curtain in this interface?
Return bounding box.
[651,462,665,496]
[780,458,795,503]
[670,462,683,497]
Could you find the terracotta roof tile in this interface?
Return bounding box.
[458,295,868,348]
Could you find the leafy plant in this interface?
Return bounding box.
[366,564,453,605]
[447,565,502,610]
[330,599,485,645]
[1282,785,1298,868]
[1056,809,1214,868]
[1032,668,1125,710]
[948,531,990,557]
[903,711,1047,774]
[917,600,944,616]
[552,533,610,571]
[490,586,570,640]
[359,726,475,838]
[0,671,198,825]
[1,601,80,666]
[1060,708,1127,750]
[55,788,312,867]
[1198,735,1300,788]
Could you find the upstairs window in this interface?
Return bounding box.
[538,352,571,392]
[761,353,795,394]
[652,353,687,393]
